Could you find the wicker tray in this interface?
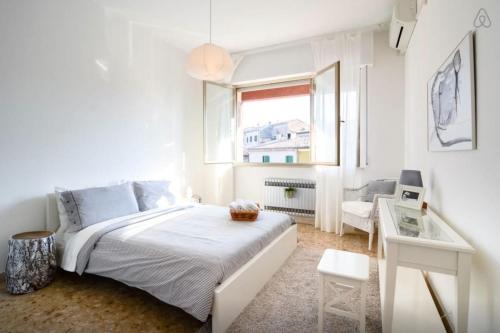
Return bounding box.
[230,209,259,222]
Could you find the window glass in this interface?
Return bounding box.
[239,84,311,164]
[312,65,338,164]
[204,83,234,163]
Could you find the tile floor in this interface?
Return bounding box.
[0,224,377,333]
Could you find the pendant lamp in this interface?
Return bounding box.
[186,0,233,81]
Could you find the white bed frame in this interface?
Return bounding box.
[46,194,297,333]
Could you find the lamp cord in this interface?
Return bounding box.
[209,0,212,44]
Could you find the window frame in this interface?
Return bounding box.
[203,81,236,164]
[310,62,341,166]
[234,63,340,167]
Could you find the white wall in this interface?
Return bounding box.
[248,150,297,164]
[234,166,315,204]
[404,1,500,331]
[358,31,405,182]
[0,0,202,271]
[232,43,314,84]
[234,31,405,202]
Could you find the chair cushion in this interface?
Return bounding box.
[363,180,397,202]
[342,201,373,218]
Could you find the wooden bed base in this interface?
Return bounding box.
[212,224,297,333]
[46,194,298,333]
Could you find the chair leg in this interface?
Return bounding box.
[340,221,344,236]
[368,232,373,251]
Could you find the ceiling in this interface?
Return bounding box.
[97,0,396,52]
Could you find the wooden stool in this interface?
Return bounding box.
[5,231,56,294]
[317,249,369,333]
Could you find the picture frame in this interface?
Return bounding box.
[395,185,426,210]
[427,31,476,152]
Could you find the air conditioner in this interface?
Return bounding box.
[389,0,417,52]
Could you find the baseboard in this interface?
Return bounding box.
[293,216,314,225]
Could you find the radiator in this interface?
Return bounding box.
[264,178,316,217]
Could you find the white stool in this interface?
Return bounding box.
[317,249,370,333]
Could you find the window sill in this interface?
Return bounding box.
[232,162,338,168]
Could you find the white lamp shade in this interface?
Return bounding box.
[186,43,234,82]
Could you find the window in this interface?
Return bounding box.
[312,64,340,164]
[204,82,234,163]
[203,62,340,166]
[238,82,312,164]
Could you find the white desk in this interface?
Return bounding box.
[377,199,475,333]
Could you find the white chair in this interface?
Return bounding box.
[340,179,397,251]
[317,249,370,333]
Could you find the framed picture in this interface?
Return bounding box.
[395,185,426,210]
[427,31,476,152]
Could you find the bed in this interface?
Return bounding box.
[46,194,297,333]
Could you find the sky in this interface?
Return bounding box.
[240,95,310,128]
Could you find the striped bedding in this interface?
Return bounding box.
[69,204,293,321]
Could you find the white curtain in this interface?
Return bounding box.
[314,166,341,232]
[311,31,373,233]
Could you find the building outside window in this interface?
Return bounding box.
[239,83,311,164]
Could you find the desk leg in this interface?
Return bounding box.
[456,253,472,333]
[377,227,383,259]
[383,242,398,333]
[318,274,324,333]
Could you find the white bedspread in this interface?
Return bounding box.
[60,204,294,321]
[59,207,173,271]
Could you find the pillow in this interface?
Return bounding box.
[54,187,70,233]
[133,180,176,211]
[363,180,397,202]
[59,183,139,232]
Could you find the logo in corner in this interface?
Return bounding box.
[474,8,492,28]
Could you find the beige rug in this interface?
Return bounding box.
[201,247,382,333]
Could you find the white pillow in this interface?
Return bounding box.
[54,187,70,233]
[133,180,176,211]
[60,183,140,232]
